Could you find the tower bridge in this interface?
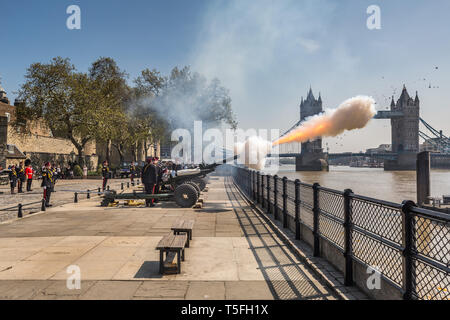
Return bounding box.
[275,86,450,171]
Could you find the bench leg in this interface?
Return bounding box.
[186,236,190,248]
[159,250,164,274]
[177,250,181,274]
[182,248,185,261]
[189,230,192,241]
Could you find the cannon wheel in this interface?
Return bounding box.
[101,198,113,207]
[190,177,206,191]
[184,181,200,198]
[174,184,198,208]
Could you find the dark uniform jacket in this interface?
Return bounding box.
[141,163,157,184]
[41,169,54,188]
[16,166,25,182]
[156,165,162,184]
[102,166,110,178]
[9,168,17,182]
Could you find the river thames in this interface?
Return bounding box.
[262,165,450,204]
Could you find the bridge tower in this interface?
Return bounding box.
[296,88,329,171]
[383,86,420,170]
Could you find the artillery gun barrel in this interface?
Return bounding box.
[200,155,239,171]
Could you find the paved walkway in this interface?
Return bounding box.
[0,178,129,222]
[0,173,338,300]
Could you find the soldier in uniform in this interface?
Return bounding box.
[141,157,157,207]
[50,164,58,192]
[9,164,17,194]
[130,162,136,186]
[41,162,54,207]
[25,159,34,192]
[16,161,25,193]
[153,157,162,202]
[102,160,109,191]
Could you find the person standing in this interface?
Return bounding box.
[41,162,54,207]
[130,162,136,186]
[25,159,34,191]
[101,160,109,191]
[8,164,17,194]
[16,161,25,193]
[51,164,58,193]
[141,157,157,207]
[153,157,162,202]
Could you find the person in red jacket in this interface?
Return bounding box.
[24,159,33,192]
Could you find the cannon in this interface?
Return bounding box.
[100,155,237,208]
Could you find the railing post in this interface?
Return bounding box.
[312,183,320,257]
[257,172,261,204]
[282,177,288,228]
[343,189,353,286]
[252,171,256,199]
[273,175,278,219]
[261,174,265,209]
[18,204,23,218]
[253,171,257,200]
[266,175,271,214]
[401,200,417,300]
[74,192,78,203]
[87,190,90,199]
[250,171,253,199]
[294,179,301,240]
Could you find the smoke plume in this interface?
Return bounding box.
[234,136,272,170]
[273,96,376,146]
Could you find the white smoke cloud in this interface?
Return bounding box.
[234,135,273,170]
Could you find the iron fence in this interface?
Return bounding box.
[232,166,449,300]
[0,179,137,222]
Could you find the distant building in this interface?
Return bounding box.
[300,88,323,154]
[0,85,97,169]
[420,138,442,153]
[390,86,420,153]
[0,85,10,105]
[366,144,392,154]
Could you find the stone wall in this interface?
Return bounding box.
[0,102,98,169]
[0,116,7,168]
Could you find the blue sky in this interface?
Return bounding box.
[1,0,449,152]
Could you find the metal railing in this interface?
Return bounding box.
[232,166,449,300]
[0,179,139,222]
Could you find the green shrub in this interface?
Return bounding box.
[96,165,103,175]
[73,165,83,177]
[88,171,100,176]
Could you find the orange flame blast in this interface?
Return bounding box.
[272,96,376,147]
[273,120,332,146]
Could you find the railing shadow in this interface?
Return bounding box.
[224,175,335,300]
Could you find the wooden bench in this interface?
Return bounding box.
[156,233,187,274]
[171,219,195,248]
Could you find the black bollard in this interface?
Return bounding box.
[87,190,90,199]
[18,204,23,218]
[121,183,124,190]
[107,185,110,191]
[41,199,46,211]
[74,192,78,203]
[98,187,101,194]
[127,182,130,188]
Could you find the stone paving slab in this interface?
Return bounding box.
[0,174,340,300]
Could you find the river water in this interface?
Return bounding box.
[261,165,450,204]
